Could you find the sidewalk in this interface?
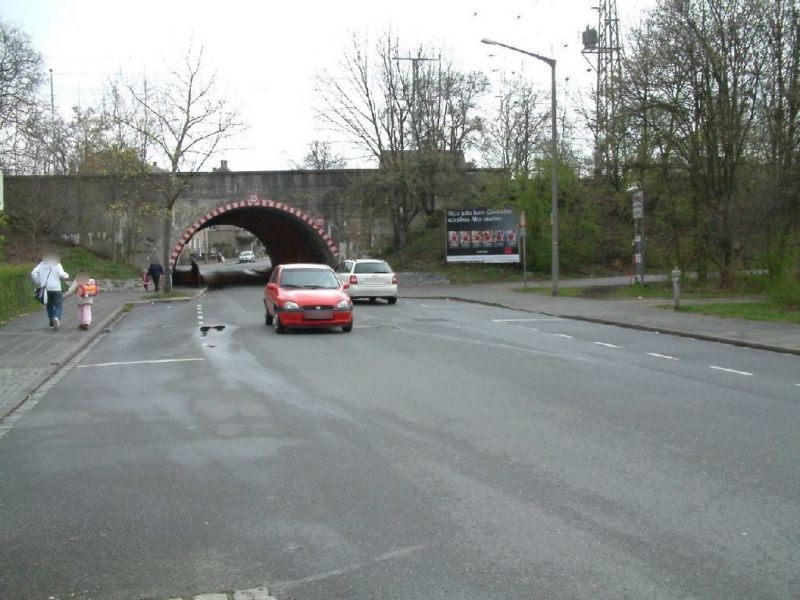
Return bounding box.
[401,281,800,355]
[0,289,201,421]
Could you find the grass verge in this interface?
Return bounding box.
[58,245,140,279]
[141,291,195,301]
[670,302,800,324]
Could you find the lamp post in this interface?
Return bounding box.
[482,38,559,296]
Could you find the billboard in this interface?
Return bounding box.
[446,207,519,263]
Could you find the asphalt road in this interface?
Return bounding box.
[1,286,798,599]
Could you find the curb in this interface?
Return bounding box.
[402,295,800,357]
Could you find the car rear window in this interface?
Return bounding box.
[354,262,392,274]
[280,268,340,289]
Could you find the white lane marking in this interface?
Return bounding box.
[594,342,621,348]
[709,365,754,376]
[795,384,800,388]
[646,352,679,361]
[77,358,205,369]
[553,333,574,339]
[492,318,562,322]
[272,544,429,592]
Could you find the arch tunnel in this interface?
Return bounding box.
[171,197,338,285]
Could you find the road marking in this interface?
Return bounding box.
[1,331,106,440]
[272,544,429,592]
[553,333,574,339]
[646,352,679,360]
[492,318,562,323]
[594,342,621,348]
[77,358,205,369]
[709,365,754,376]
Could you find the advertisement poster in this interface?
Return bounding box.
[445,207,519,263]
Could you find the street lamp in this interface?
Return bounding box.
[481,38,559,296]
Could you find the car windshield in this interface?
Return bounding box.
[354,261,392,274]
[280,268,340,289]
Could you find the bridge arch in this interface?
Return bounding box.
[171,196,338,269]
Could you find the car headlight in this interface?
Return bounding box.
[336,299,352,310]
[282,301,300,310]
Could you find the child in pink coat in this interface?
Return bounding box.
[65,272,99,330]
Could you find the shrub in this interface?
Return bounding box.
[0,265,38,322]
[767,276,800,308]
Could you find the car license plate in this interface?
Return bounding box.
[304,310,333,320]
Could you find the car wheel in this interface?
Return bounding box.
[342,320,353,333]
[264,301,273,325]
[274,312,285,334]
[387,296,398,305]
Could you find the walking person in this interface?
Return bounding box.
[65,271,98,330]
[148,261,165,292]
[31,253,70,330]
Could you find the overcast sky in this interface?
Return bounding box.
[4,0,657,170]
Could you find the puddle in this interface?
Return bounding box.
[200,324,227,336]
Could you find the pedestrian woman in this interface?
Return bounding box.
[148,262,165,292]
[31,252,70,330]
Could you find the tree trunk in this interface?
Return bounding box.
[162,208,173,293]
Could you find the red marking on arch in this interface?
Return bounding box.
[170,197,338,269]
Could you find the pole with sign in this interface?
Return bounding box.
[520,210,527,288]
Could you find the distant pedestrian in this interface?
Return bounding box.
[190,258,200,287]
[148,262,165,291]
[31,252,70,330]
[65,271,98,330]
[142,269,151,291]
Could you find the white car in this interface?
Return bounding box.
[238,250,256,263]
[335,259,398,304]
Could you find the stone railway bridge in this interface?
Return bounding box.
[5,167,485,270]
[6,169,374,269]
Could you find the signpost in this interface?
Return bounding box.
[520,210,527,288]
[631,189,645,284]
[445,208,520,264]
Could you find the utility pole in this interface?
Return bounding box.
[582,0,622,186]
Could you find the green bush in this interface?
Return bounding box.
[0,265,38,323]
[767,276,800,307]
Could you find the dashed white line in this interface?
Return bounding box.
[646,352,679,360]
[709,365,754,376]
[594,342,621,349]
[77,358,205,369]
[553,333,574,339]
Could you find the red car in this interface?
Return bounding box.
[264,263,354,333]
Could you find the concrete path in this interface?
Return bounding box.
[0,289,200,420]
[401,281,800,355]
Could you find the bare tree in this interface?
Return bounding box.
[113,44,243,291]
[295,140,347,169]
[0,19,46,174]
[317,32,487,264]
[481,77,546,176]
